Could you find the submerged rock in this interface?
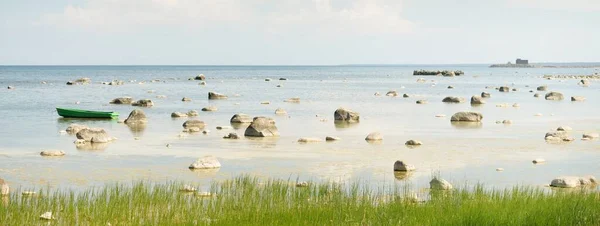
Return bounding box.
[76,128,112,143]
[194,74,206,80]
[442,96,465,103]
[571,96,586,101]
[325,136,341,141]
[499,86,510,92]
[183,120,206,130]
[66,124,89,134]
[537,85,548,91]
[405,140,422,146]
[171,112,188,118]
[365,132,383,141]
[416,100,427,104]
[189,156,221,169]
[298,137,321,143]
[532,159,546,164]
[131,99,154,107]
[187,110,199,117]
[550,176,597,188]
[403,94,410,98]
[545,92,564,100]
[223,133,239,139]
[334,108,360,122]
[386,91,399,97]
[124,109,147,124]
[470,96,486,105]
[182,97,192,102]
[583,133,599,139]
[393,160,415,172]
[430,178,453,190]
[481,92,491,98]
[230,113,253,123]
[208,92,228,100]
[40,150,65,157]
[201,106,218,112]
[109,97,133,104]
[450,112,483,122]
[244,117,279,137]
[284,97,301,103]
[274,108,287,115]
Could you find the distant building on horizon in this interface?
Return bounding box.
[516,58,529,65]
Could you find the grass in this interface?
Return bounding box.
[1,176,600,225]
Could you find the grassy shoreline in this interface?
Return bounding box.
[1,176,599,225]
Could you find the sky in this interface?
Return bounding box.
[0,0,599,65]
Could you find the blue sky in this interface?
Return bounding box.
[1,0,598,65]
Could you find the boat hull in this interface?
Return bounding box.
[56,108,119,119]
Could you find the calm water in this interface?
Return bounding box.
[0,65,599,191]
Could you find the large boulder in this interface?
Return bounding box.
[430,178,453,190]
[201,106,218,112]
[442,96,465,103]
[0,178,9,196]
[187,110,199,117]
[544,131,570,141]
[499,86,510,92]
[171,112,188,118]
[67,77,91,85]
[405,140,423,145]
[208,92,227,100]
[334,108,360,122]
[537,85,548,91]
[109,97,133,104]
[194,74,206,81]
[76,128,112,143]
[583,133,599,139]
[189,156,221,169]
[393,160,415,171]
[386,91,398,97]
[124,109,147,124]
[550,176,597,188]
[132,99,154,107]
[450,112,483,122]
[470,96,486,105]
[40,150,66,157]
[66,124,89,134]
[230,114,253,123]
[183,120,206,130]
[545,92,564,100]
[244,117,280,137]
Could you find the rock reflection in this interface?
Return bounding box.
[334,121,359,130]
[450,121,483,129]
[245,137,278,148]
[126,123,147,136]
[76,142,109,151]
[189,168,220,178]
[394,171,413,181]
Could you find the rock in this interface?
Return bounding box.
[512,88,518,92]
[405,140,422,145]
[537,85,548,91]
[196,192,213,197]
[208,92,228,100]
[244,117,280,137]
[260,101,270,105]
[187,110,199,117]
[76,128,112,143]
[202,129,209,134]
[430,178,453,190]
[386,91,398,97]
[545,92,564,100]
[571,96,586,101]
[334,108,360,122]
[182,97,192,102]
[374,92,381,96]
[171,112,188,118]
[284,97,301,103]
[470,96,486,105]
[499,86,510,92]
[583,133,599,139]
[0,179,9,196]
[512,103,520,107]
[325,136,340,141]
[68,77,91,85]
[216,126,231,130]
[156,95,167,99]
[447,85,454,89]
[296,182,309,187]
[40,212,54,220]
[556,126,572,131]
[223,133,239,139]
[450,112,483,122]
[365,132,382,141]
[442,96,465,103]
[412,70,464,76]
[393,160,415,171]
[481,92,491,98]
[66,124,89,134]
[182,127,201,133]
[496,168,504,171]
[108,80,124,85]
[403,94,410,98]
[544,131,572,142]
[502,120,512,124]
[194,74,206,80]
[265,78,272,81]
[7,86,14,89]
[74,139,86,145]
[274,108,287,115]
[189,156,221,169]
[124,109,147,124]
[230,113,253,123]
[435,114,446,117]
[131,99,154,107]
[298,137,321,143]
[533,93,540,98]
[183,120,206,130]
[180,185,197,192]
[579,79,590,86]
[532,159,546,164]
[279,78,287,81]
[40,150,65,157]
[201,106,218,112]
[549,176,597,188]
[416,100,427,104]
[199,81,207,85]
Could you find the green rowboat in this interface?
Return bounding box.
[56,108,119,119]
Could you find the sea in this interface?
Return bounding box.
[0,65,599,191]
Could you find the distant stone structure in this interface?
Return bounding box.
[516,58,529,65]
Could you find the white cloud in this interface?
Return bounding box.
[41,0,414,34]
[509,0,600,12]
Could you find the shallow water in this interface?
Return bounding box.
[0,65,599,191]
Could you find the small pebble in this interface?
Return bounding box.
[496,168,504,171]
[532,159,546,164]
